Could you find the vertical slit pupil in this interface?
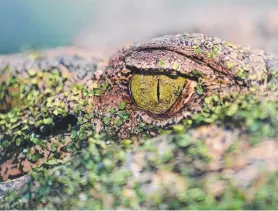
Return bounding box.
[157,78,160,102]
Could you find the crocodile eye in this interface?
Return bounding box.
[129,73,186,115]
[108,33,250,125]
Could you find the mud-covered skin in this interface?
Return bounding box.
[1,33,278,209]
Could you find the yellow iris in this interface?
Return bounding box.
[130,73,186,115]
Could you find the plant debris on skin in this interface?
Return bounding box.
[1,33,278,209]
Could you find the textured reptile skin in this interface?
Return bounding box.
[1,33,278,209]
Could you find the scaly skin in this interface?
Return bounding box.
[1,33,278,209]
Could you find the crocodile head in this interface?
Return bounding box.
[1,33,278,209]
[89,32,271,138]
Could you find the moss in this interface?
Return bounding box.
[193,47,202,55]
[196,83,205,95]
[2,131,276,209]
[2,36,278,210]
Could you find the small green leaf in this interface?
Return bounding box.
[159,60,166,67]
[109,108,116,114]
[2,140,10,148]
[103,117,111,125]
[101,81,109,91]
[70,130,77,139]
[208,51,217,59]
[226,104,239,116]
[93,88,101,96]
[116,119,123,127]
[51,143,58,152]
[172,63,180,70]
[192,69,204,77]
[172,124,185,133]
[236,68,248,80]
[194,47,202,55]
[212,95,220,102]
[31,154,40,162]
[118,111,130,120]
[176,135,193,147]
[103,158,113,169]
[111,170,128,185]
[43,117,53,125]
[118,101,126,110]
[196,84,204,95]
[45,158,63,166]
[28,69,37,77]
[121,139,132,147]
[227,61,234,69]
[58,137,66,144]
[16,138,22,146]
[53,110,59,116]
